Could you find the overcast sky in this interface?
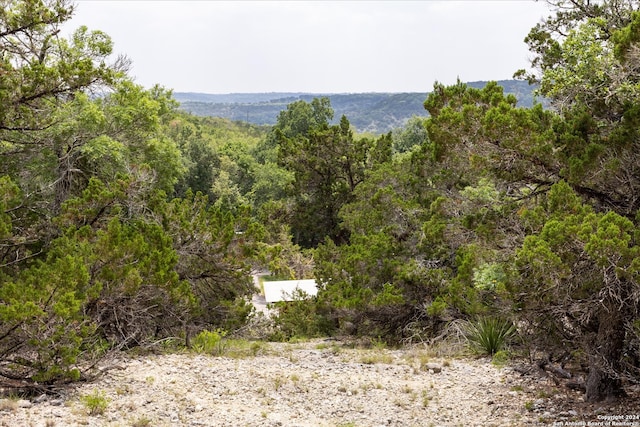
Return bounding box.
[66,1,551,94]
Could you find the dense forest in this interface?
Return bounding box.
[174,79,540,134]
[1,0,639,404]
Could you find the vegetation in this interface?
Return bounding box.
[80,390,109,416]
[0,0,639,405]
[174,80,540,134]
[462,317,515,356]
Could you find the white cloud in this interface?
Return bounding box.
[67,0,550,93]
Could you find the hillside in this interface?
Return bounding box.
[174,80,541,134]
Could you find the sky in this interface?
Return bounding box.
[66,1,552,94]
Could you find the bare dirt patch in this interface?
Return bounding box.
[1,340,638,427]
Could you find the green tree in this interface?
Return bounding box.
[275,100,371,247]
[519,0,640,217]
[0,174,192,385]
[0,0,230,389]
[392,116,429,154]
[512,0,640,400]
[511,181,639,401]
[313,139,510,340]
[158,192,260,333]
[422,76,640,401]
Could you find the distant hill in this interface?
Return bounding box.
[174,80,540,134]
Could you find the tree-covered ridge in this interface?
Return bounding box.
[1,0,639,406]
[174,80,540,134]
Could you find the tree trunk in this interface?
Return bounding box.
[585,309,627,402]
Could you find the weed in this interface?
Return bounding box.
[537,389,553,398]
[359,382,372,392]
[273,376,286,391]
[283,349,299,363]
[371,337,387,350]
[524,401,534,412]
[191,329,227,355]
[329,344,342,355]
[80,390,109,416]
[359,351,393,365]
[115,385,131,395]
[0,399,17,412]
[491,349,511,367]
[219,338,268,358]
[413,352,431,371]
[393,398,408,408]
[131,416,153,427]
[421,390,432,407]
[250,341,265,356]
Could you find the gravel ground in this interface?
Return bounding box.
[1,340,638,427]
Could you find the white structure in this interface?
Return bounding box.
[263,279,318,303]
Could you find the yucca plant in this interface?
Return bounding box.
[462,317,515,356]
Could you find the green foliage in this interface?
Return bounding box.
[462,317,515,356]
[392,116,429,154]
[191,329,227,355]
[3,0,640,402]
[472,262,506,291]
[0,176,20,240]
[0,230,94,383]
[0,0,262,390]
[80,390,110,416]
[511,181,640,401]
[159,191,258,330]
[425,298,448,317]
[539,17,615,108]
[275,99,372,247]
[270,290,335,341]
[270,303,327,341]
[175,84,539,134]
[491,350,511,367]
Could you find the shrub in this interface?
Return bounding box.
[269,291,335,341]
[462,317,515,356]
[80,390,109,416]
[191,329,227,355]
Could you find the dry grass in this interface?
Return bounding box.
[0,399,18,412]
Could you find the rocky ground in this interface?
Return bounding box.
[1,339,639,427]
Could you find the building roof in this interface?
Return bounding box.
[263,279,318,303]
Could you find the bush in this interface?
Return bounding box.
[191,329,227,355]
[269,291,335,341]
[462,317,515,356]
[80,390,109,416]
